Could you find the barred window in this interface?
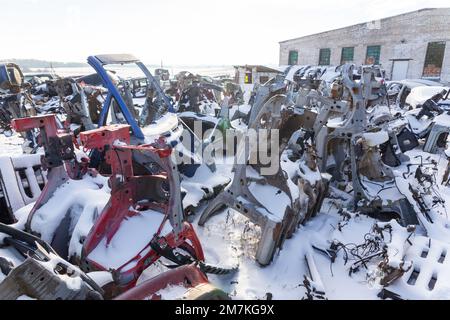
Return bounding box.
[288,50,298,65]
[366,45,381,65]
[423,41,446,78]
[319,48,331,65]
[341,47,354,64]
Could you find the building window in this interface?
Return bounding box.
[244,72,252,84]
[423,41,446,78]
[288,50,298,65]
[341,47,354,64]
[319,48,331,65]
[366,45,381,65]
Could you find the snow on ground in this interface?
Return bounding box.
[191,200,381,300]
[0,133,23,156]
[298,210,381,300]
[194,206,308,300]
[155,284,190,300]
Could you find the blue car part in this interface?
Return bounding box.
[87,54,174,140]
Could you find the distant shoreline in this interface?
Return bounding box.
[0,59,234,72]
[28,66,235,78]
[0,59,87,71]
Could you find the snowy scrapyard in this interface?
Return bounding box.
[1,60,450,301]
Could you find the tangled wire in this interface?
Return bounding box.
[315,221,389,277]
[330,232,386,277]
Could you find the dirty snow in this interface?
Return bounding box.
[0,133,24,156]
[155,284,189,300]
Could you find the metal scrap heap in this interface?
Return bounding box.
[0,55,450,300]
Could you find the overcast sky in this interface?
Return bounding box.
[1,0,449,65]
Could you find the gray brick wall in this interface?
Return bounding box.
[279,8,450,83]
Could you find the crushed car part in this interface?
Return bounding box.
[78,124,204,291]
[302,250,327,300]
[12,115,85,231]
[0,222,103,300]
[396,127,419,153]
[199,92,327,265]
[11,115,84,233]
[414,89,447,120]
[0,63,37,133]
[368,221,450,299]
[115,264,229,300]
[0,154,45,223]
[49,78,96,131]
[377,288,402,300]
[424,123,450,154]
[175,72,222,115]
[155,68,170,82]
[0,257,102,300]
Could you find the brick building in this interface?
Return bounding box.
[279,8,450,83]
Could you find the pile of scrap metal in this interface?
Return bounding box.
[198,63,403,269]
[81,55,231,210]
[0,54,240,300]
[170,71,222,115]
[0,113,234,300]
[276,63,450,298]
[2,53,450,300]
[23,72,59,87]
[34,77,105,131]
[199,64,336,265]
[0,63,36,135]
[284,63,450,228]
[203,61,448,267]
[0,65,109,141]
[0,58,237,151]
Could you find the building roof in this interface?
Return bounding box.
[279,8,449,44]
[233,65,282,73]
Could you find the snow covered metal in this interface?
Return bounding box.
[78,124,204,291]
